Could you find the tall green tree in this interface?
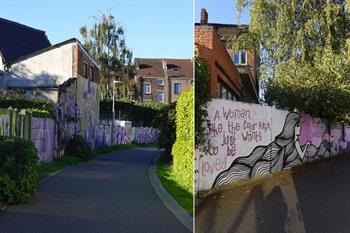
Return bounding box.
[233,0,350,120]
[80,13,134,100]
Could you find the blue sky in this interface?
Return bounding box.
[195,0,250,25]
[0,0,193,59]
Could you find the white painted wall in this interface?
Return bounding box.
[9,43,73,87]
[196,99,278,191]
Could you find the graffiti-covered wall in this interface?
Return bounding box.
[31,117,55,162]
[94,126,159,148]
[134,127,160,144]
[58,76,100,147]
[196,99,348,192]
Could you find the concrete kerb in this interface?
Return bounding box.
[148,152,193,232]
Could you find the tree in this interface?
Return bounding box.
[80,13,134,100]
[233,0,350,121]
[195,56,211,148]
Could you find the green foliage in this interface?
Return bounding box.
[156,161,193,215]
[64,135,92,161]
[195,57,211,148]
[156,102,177,163]
[171,87,194,193]
[0,98,55,118]
[100,100,163,127]
[0,136,39,206]
[80,13,134,100]
[234,0,350,120]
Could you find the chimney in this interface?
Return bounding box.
[200,8,208,25]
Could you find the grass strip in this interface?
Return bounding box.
[156,160,193,215]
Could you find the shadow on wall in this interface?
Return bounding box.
[5,63,59,88]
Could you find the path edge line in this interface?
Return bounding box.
[148,153,193,232]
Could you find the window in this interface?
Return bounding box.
[173,67,180,72]
[83,63,88,77]
[233,50,247,65]
[143,82,151,94]
[90,66,94,80]
[174,83,182,95]
[157,79,164,86]
[222,86,227,99]
[157,91,164,102]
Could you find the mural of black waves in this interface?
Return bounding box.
[212,112,330,188]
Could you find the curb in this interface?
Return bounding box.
[148,153,193,232]
[39,164,77,184]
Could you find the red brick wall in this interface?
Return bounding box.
[195,26,243,98]
[140,77,166,102]
[73,45,100,84]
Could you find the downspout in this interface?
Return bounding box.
[162,59,169,103]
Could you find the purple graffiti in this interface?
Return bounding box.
[134,127,160,144]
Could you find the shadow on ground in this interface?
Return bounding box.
[196,154,350,233]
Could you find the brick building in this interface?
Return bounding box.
[134,58,193,103]
[195,9,259,103]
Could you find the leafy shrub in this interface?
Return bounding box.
[0,98,55,118]
[195,56,211,148]
[0,136,39,206]
[156,102,177,163]
[65,135,92,160]
[100,100,163,127]
[171,87,194,193]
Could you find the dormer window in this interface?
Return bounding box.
[173,67,180,72]
[233,50,247,65]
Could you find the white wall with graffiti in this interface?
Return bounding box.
[196,99,349,192]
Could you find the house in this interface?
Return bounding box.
[134,58,193,103]
[195,8,259,103]
[0,17,100,146]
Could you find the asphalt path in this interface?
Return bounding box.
[196,156,350,233]
[0,148,190,233]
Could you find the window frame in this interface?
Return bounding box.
[157,79,164,86]
[89,66,94,80]
[174,82,182,95]
[233,50,248,65]
[83,62,88,78]
[143,82,152,94]
[157,90,164,102]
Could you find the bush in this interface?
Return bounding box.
[0,98,55,118]
[171,87,194,193]
[195,56,211,148]
[64,135,92,160]
[0,136,39,206]
[100,100,162,127]
[156,102,177,163]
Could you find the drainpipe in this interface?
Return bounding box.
[162,59,169,103]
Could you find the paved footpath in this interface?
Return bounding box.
[0,148,190,233]
[196,156,350,233]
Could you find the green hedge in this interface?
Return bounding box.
[0,99,55,118]
[171,87,194,193]
[156,102,177,163]
[100,100,163,127]
[0,136,39,207]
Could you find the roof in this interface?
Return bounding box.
[0,17,51,63]
[135,58,193,79]
[164,59,193,78]
[134,58,165,77]
[8,38,100,69]
[195,22,248,40]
